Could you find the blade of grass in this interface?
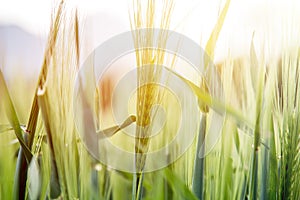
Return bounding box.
[267,115,278,199]
[163,168,198,200]
[192,114,206,199]
[13,137,29,200]
[250,33,259,93]
[0,70,32,161]
[165,67,274,155]
[0,69,33,200]
[164,67,253,128]
[204,0,231,67]
[249,64,264,200]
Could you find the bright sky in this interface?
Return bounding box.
[1,0,300,61]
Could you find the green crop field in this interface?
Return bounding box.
[1,0,300,199]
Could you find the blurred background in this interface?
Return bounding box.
[1,0,300,81]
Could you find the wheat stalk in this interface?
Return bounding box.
[130,0,174,198]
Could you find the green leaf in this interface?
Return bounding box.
[249,61,264,200]
[165,67,272,152]
[250,33,259,93]
[0,70,32,162]
[205,0,231,66]
[97,115,136,139]
[268,114,278,199]
[192,114,206,199]
[164,67,253,129]
[163,168,198,200]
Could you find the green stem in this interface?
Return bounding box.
[250,73,263,200]
[13,134,29,200]
[136,173,144,200]
[132,173,144,200]
[192,114,207,199]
